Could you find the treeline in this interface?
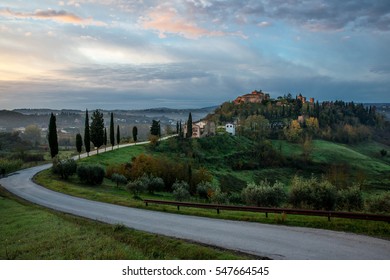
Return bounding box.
[207,96,387,144]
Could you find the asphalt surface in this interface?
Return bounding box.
[1,144,390,259]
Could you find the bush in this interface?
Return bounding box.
[52,158,77,180]
[210,187,229,205]
[111,173,127,188]
[77,164,105,185]
[367,192,390,213]
[289,176,337,210]
[241,180,287,207]
[337,187,364,211]
[126,178,147,197]
[172,180,190,202]
[0,158,23,175]
[148,176,165,194]
[196,181,213,199]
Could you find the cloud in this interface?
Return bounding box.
[370,65,390,74]
[0,8,106,26]
[141,6,226,39]
[257,21,271,27]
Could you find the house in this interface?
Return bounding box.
[225,123,236,136]
[183,120,216,138]
[234,90,270,104]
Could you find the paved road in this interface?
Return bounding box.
[1,144,390,259]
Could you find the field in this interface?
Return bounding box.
[33,137,390,238]
[0,187,249,260]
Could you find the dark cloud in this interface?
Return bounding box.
[370,65,390,74]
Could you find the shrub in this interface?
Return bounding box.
[289,176,337,210]
[241,180,287,207]
[126,178,147,197]
[380,149,387,157]
[52,158,77,180]
[106,163,130,179]
[0,158,23,175]
[196,181,213,199]
[147,176,165,194]
[77,164,105,185]
[172,180,190,202]
[367,192,390,213]
[210,187,229,204]
[111,173,127,188]
[337,187,364,211]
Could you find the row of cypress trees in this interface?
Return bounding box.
[49,110,134,159]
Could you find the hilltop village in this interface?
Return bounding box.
[184,90,316,138]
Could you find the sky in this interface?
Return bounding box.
[0,0,389,109]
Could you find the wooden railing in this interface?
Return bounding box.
[144,199,390,222]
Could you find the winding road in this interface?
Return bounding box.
[1,143,390,260]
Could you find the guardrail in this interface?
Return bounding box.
[144,199,390,222]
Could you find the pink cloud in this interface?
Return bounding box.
[141,8,226,39]
[0,8,105,26]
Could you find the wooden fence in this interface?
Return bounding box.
[144,199,390,222]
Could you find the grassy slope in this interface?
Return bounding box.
[0,187,248,260]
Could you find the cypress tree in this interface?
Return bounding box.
[150,120,160,136]
[84,109,91,156]
[186,112,192,138]
[110,112,115,150]
[132,126,138,143]
[116,125,120,148]
[104,128,107,152]
[48,113,58,158]
[176,121,179,134]
[90,109,105,154]
[75,133,83,159]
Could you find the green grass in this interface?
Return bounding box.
[0,187,250,260]
[81,145,146,166]
[34,169,390,239]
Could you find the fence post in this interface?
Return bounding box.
[177,205,180,211]
[328,213,331,222]
[217,208,220,214]
[265,212,268,218]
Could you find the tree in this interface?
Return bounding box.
[132,126,138,143]
[24,125,41,147]
[48,113,58,158]
[186,112,193,138]
[176,121,179,134]
[150,120,160,137]
[104,128,107,152]
[90,109,104,154]
[109,112,115,150]
[75,133,83,159]
[284,120,303,143]
[116,125,120,148]
[84,109,91,156]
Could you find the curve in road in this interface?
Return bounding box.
[1,145,390,260]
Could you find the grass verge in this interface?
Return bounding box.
[0,187,252,260]
[34,169,390,240]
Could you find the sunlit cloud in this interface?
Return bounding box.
[0,8,106,26]
[141,6,226,39]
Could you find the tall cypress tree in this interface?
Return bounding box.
[90,109,105,154]
[104,128,107,152]
[109,112,115,150]
[186,112,192,138]
[116,125,120,148]
[84,109,91,156]
[75,133,83,159]
[150,120,160,136]
[48,113,58,158]
[132,126,138,143]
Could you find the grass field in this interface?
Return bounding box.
[0,187,250,260]
[34,169,390,239]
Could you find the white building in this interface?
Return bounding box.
[225,123,235,136]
